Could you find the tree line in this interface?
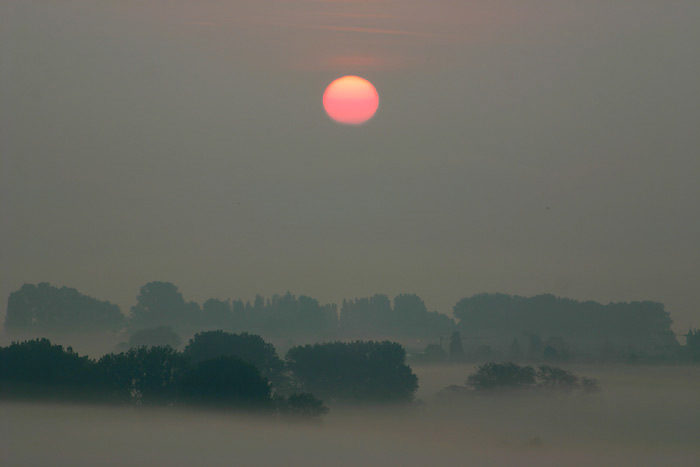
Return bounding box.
[0,331,418,415]
[5,283,696,363]
[4,282,453,339]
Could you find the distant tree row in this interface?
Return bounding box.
[5,284,693,363]
[453,293,679,352]
[0,332,418,410]
[436,362,600,401]
[5,283,124,335]
[3,282,452,340]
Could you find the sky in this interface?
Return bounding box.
[2,0,699,335]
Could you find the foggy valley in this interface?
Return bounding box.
[3,0,699,465]
[4,364,699,466]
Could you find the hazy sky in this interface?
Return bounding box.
[2,1,699,335]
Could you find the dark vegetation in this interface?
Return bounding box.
[0,332,419,417]
[286,341,418,404]
[466,362,599,394]
[4,283,697,364]
[437,362,600,400]
[453,293,681,362]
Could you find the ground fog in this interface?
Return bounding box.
[2,365,698,466]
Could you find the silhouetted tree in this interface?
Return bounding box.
[276,392,329,420]
[394,293,427,332]
[183,330,286,387]
[685,329,700,363]
[0,338,95,399]
[536,365,579,394]
[340,293,453,338]
[286,341,418,404]
[129,281,200,329]
[201,298,233,329]
[4,283,124,335]
[453,293,678,353]
[466,362,536,391]
[340,294,393,335]
[96,346,186,405]
[180,356,272,409]
[465,362,599,395]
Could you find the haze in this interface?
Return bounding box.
[2,0,699,334]
[4,365,700,466]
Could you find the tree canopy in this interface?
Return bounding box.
[4,283,124,335]
[180,356,273,409]
[129,281,200,329]
[453,293,677,349]
[183,330,285,386]
[286,340,418,403]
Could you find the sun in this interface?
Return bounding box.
[323,76,379,125]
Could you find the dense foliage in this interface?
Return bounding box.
[4,283,693,363]
[466,362,600,394]
[180,356,273,409]
[183,330,286,387]
[0,334,421,412]
[0,338,279,412]
[286,341,418,403]
[96,346,186,404]
[5,283,124,334]
[453,293,677,348]
[0,338,95,399]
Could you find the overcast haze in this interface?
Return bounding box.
[2,1,699,334]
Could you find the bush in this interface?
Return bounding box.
[467,362,536,390]
[183,331,286,387]
[0,338,96,400]
[465,362,600,395]
[276,393,329,420]
[96,346,186,405]
[286,341,418,404]
[180,356,273,410]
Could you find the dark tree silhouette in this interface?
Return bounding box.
[96,346,186,405]
[394,293,428,333]
[685,329,700,363]
[227,293,338,337]
[183,330,286,387]
[286,341,418,404]
[4,283,124,335]
[467,362,536,391]
[453,293,678,352]
[276,392,329,420]
[201,298,233,329]
[536,365,579,393]
[340,294,393,335]
[180,356,272,409]
[129,281,200,329]
[0,338,95,399]
[465,362,599,395]
[340,293,454,338]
